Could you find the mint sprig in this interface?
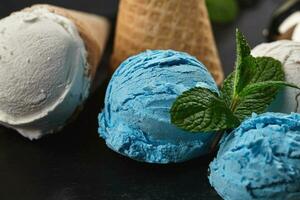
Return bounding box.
[170,29,300,133]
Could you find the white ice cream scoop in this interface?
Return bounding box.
[278,11,300,41]
[0,5,110,140]
[252,40,300,113]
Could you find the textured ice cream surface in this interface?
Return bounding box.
[291,24,300,41]
[252,40,300,113]
[0,8,90,139]
[99,50,218,163]
[209,112,300,200]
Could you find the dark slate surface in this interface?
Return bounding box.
[0,0,283,200]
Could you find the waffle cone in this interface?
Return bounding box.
[111,0,223,85]
[24,4,110,80]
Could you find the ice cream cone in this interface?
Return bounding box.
[111,0,223,85]
[0,4,110,139]
[24,4,110,80]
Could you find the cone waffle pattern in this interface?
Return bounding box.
[111,0,224,84]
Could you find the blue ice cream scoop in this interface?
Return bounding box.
[99,50,218,163]
[209,112,300,200]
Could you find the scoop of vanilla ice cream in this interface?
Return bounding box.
[251,40,300,114]
[0,8,90,139]
[291,24,300,41]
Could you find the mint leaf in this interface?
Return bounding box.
[233,81,300,119]
[223,55,291,120]
[229,55,284,102]
[221,73,234,107]
[170,29,300,134]
[236,29,251,58]
[239,81,300,96]
[223,57,284,104]
[234,30,255,95]
[170,87,239,132]
[248,57,284,83]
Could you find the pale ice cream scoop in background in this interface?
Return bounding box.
[252,40,300,113]
[99,50,218,163]
[0,5,110,140]
[209,113,300,200]
[278,11,300,41]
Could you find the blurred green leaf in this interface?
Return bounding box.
[206,0,239,23]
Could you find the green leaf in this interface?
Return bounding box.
[232,55,285,98]
[233,30,255,95]
[239,81,300,97]
[170,87,240,132]
[206,0,239,24]
[232,86,279,121]
[221,72,234,107]
[223,55,289,120]
[232,81,300,119]
[236,29,251,59]
[170,29,300,134]
[248,57,284,83]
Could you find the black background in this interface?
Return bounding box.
[0,1,282,200]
